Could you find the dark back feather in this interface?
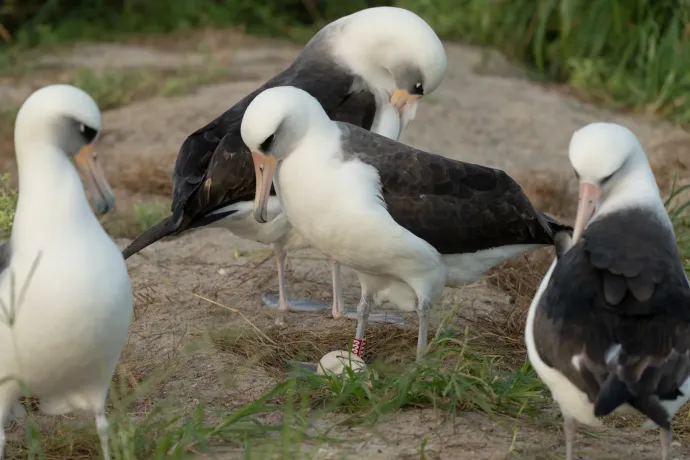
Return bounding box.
[533,208,690,428]
[337,123,566,254]
[122,38,377,258]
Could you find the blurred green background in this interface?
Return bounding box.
[1,0,690,123]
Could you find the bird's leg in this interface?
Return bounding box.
[95,409,110,460]
[415,298,431,361]
[330,259,344,319]
[274,242,289,313]
[261,242,330,313]
[273,242,289,326]
[564,416,575,460]
[352,295,372,358]
[660,427,672,460]
[343,293,405,325]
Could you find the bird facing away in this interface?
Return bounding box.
[525,122,690,460]
[241,86,571,360]
[0,85,133,460]
[120,6,447,324]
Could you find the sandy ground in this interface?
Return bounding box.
[1,29,690,459]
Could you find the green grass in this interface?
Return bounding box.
[0,61,231,142]
[131,202,170,232]
[0,0,387,49]
[3,330,547,459]
[0,173,17,238]
[100,201,172,239]
[0,189,686,458]
[398,0,690,123]
[4,1,690,125]
[68,63,229,111]
[667,178,690,271]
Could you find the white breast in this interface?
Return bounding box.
[371,102,401,140]
[0,225,132,409]
[278,140,440,275]
[205,196,286,244]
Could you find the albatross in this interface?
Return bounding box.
[241,85,571,360]
[121,6,447,323]
[525,122,690,460]
[0,85,133,460]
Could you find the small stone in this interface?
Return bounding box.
[218,268,227,275]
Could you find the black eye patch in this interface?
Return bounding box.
[259,134,275,152]
[411,82,424,96]
[80,124,98,143]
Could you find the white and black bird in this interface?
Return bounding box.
[525,122,690,460]
[121,7,447,323]
[0,85,133,459]
[241,86,570,360]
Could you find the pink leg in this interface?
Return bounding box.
[274,242,289,312]
[330,259,344,319]
[352,294,372,358]
[260,244,332,312]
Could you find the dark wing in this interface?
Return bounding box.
[122,50,377,259]
[338,124,565,254]
[329,90,376,129]
[170,61,376,229]
[534,208,690,429]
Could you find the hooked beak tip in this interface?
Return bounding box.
[254,207,268,224]
[94,196,115,216]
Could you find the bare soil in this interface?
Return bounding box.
[1,30,689,459]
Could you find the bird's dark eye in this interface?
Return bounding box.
[260,134,275,152]
[412,82,424,96]
[80,124,98,143]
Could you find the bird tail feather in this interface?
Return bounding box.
[121,216,177,260]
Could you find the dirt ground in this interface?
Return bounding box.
[2,30,690,459]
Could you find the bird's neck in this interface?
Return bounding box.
[371,101,401,140]
[12,143,97,243]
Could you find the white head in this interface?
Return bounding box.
[14,84,115,215]
[568,122,659,242]
[322,7,446,129]
[241,86,329,224]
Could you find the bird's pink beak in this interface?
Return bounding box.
[252,151,277,224]
[572,182,602,243]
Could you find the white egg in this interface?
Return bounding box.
[317,350,367,377]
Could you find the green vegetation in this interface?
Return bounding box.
[2,1,690,124]
[0,174,17,237]
[3,331,546,459]
[100,201,172,239]
[0,0,388,47]
[1,1,689,457]
[398,0,690,123]
[69,63,228,111]
[668,179,690,271]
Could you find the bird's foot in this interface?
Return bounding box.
[343,311,405,325]
[261,294,331,312]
